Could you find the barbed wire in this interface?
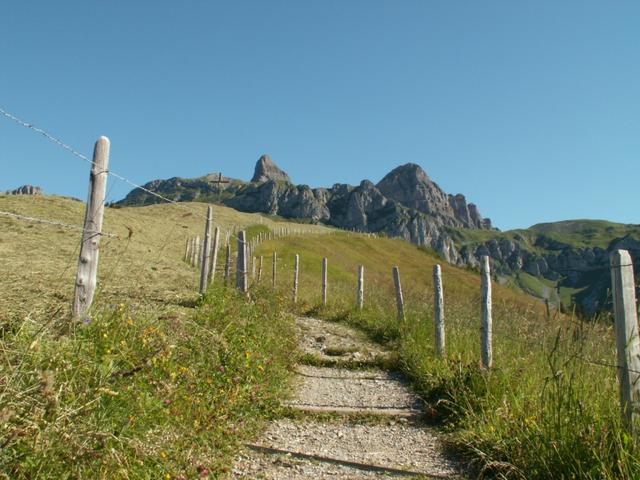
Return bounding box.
[0,210,119,238]
[0,106,208,220]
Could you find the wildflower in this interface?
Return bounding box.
[103,333,108,338]
[196,464,209,477]
[160,451,167,459]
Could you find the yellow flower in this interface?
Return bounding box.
[160,451,167,459]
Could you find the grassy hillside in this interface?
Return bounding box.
[0,195,327,479]
[1,195,636,478]
[452,219,640,251]
[0,194,329,322]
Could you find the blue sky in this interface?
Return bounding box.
[1,1,638,230]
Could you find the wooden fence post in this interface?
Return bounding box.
[72,136,110,319]
[224,243,231,284]
[392,266,405,321]
[481,256,493,369]
[208,227,220,284]
[189,237,198,267]
[252,256,256,279]
[194,236,201,268]
[611,249,640,437]
[293,254,299,303]
[184,238,191,263]
[272,252,277,288]
[433,264,445,356]
[236,231,248,293]
[199,206,213,294]
[258,255,263,283]
[357,265,364,310]
[322,257,328,305]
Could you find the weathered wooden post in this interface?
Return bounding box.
[224,243,231,284]
[208,227,220,284]
[194,236,201,268]
[72,136,110,319]
[258,255,263,283]
[392,266,405,321]
[293,254,299,303]
[199,206,213,294]
[191,237,198,266]
[236,231,248,293]
[184,238,191,263]
[357,265,364,310]
[252,256,257,279]
[322,257,328,305]
[481,256,493,369]
[272,252,277,288]
[611,250,640,437]
[433,264,445,356]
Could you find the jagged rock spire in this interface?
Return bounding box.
[251,155,291,183]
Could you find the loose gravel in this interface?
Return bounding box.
[230,317,464,479]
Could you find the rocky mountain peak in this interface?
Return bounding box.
[251,155,291,184]
[376,163,451,217]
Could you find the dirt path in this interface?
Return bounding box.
[230,316,464,479]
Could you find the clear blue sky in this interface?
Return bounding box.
[1,1,638,230]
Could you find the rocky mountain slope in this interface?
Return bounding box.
[116,155,639,315]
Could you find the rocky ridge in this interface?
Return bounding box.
[116,156,639,314]
[6,185,42,195]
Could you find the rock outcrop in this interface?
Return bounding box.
[251,155,292,184]
[7,185,42,195]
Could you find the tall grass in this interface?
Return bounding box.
[256,232,639,479]
[0,284,296,479]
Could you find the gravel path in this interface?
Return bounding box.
[230,317,464,479]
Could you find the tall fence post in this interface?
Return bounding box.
[322,257,328,305]
[357,265,364,310]
[272,252,277,288]
[611,249,640,437]
[258,255,263,283]
[199,206,213,294]
[208,227,220,284]
[236,231,248,293]
[224,243,231,284]
[72,136,110,319]
[433,264,445,356]
[293,254,299,303]
[481,255,493,369]
[392,266,405,321]
[252,256,257,279]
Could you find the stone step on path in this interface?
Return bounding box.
[230,317,464,479]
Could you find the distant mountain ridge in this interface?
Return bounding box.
[116,156,639,315]
[116,155,493,249]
